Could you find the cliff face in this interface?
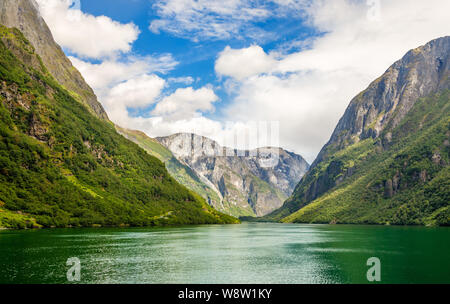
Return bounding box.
[268,36,450,226]
[157,133,310,217]
[0,0,108,120]
[315,37,450,166]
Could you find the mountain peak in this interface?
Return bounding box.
[0,0,108,120]
[267,36,449,226]
[314,35,449,167]
[157,132,310,216]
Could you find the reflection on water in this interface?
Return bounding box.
[0,223,449,284]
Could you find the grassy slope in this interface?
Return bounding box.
[282,91,449,226]
[0,26,238,228]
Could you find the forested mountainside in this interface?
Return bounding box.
[117,127,223,215]
[157,133,310,217]
[267,36,450,226]
[0,25,237,228]
[0,0,107,120]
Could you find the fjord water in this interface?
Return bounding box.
[0,223,449,284]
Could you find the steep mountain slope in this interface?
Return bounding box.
[116,126,222,210]
[157,133,310,217]
[268,37,449,226]
[0,25,237,229]
[0,0,108,120]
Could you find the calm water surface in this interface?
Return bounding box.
[0,223,449,284]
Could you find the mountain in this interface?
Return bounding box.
[0,10,237,228]
[0,0,108,120]
[116,126,222,211]
[267,37,449,226]
[156,133,310,217]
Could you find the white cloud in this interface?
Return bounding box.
[103,87,227,146]
[105,74,166,109]
[152,87,219,121]
[124,116,224,141]
[168,76,195,85]
[37,0,450,164]
[36,0,139,58]
[101,74,165,127]
[69,54,181,127]
[37,1,216,147]
[215,0,450,162]
[215,46,276,80]
[223,70,358,161]
[69,54,177,93]
[149,0,303,41]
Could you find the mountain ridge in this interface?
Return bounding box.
[313,36,450,168]
[267,36,450,226]
[0,20,237,227]
[116,127,224,212]
[157,132,310,216]
[0,0,108,120]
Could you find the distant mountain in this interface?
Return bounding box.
[156,133,310,217]
[116,127,223,211]
[267,37,449,226]
[0,0,108,120]
[0,2,237,228]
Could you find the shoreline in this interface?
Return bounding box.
[1,221,448,232]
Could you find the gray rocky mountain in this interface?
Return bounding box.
[267,36,449,226]
[157,133,310,216]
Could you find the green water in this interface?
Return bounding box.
[0,223,449,284]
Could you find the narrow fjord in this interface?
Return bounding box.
[0,0,448,286]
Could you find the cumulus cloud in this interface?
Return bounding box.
[105,74,166,109]
[37,1,216,146]
[216,0,450,162]
[103,87,224,142]
[37,0,450,163]
[215,46,276,80]
[69,54,177,94]
[36,0,139,58]
[152,87,219,121]
[101,74,165,127]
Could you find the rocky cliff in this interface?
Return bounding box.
[157,133,310,216]
[0,0,108,120]
[315,36,450,166]
[268,36,449,226]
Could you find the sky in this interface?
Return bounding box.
[35,0,450,163]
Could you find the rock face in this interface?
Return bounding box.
[157,133,310,216]
[0,0,108,120]
[315,36,450,166]
[268,36,450,226]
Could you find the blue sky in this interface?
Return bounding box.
[77,0,318,119]
[36,0,450,162]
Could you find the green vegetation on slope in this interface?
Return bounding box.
[116,127,173,162]
[165,159,223,211]
[0,202,41,229]
[0,25,238,228]
[117,128,291,218]
[282,91,450,226]
[116,127,224,213]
